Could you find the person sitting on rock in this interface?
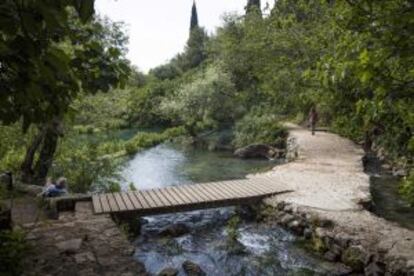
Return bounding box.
[42,177,68,197]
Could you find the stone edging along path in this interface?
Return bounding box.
[249,123,414,274]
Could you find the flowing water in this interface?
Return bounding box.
[119,143,338,275]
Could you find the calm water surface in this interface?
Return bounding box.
[120,143,276,189]
[370,175,414,230]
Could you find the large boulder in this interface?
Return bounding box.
[234,144,284,159]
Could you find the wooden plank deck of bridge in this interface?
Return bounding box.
[92,177,290,216]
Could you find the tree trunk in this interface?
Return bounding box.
[20,128,45,184]
[20,118,64,185]
[33,127,60,185]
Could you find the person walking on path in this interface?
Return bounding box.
[308,106,319,135]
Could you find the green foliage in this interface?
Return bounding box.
[127,79,181,126]
[400,169,414,206]
[125,127,186,155]
[226,215,241,243]
[0,124,37,174]
[125,132,165,155]
[162,126,187,138]
[0,1,129,128]
[160,65,240,134]
[183,27,208,70]
[51,138,124,193]
[233,113,287,148]
[0,1,131,185]
[128,183,137,191]
[209,0,413,165]
[105,181,121,193]
[225,215,246,255]
[312,0,414,160]
[72,88,132,130]
[0,230,29,276]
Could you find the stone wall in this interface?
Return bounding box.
[262,202,413,275]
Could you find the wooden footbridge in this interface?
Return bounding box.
[92,178,290,216]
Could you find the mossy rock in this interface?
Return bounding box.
[341,245,367,272]
[311,236,328,253]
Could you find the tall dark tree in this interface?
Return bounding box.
[184,27,208,70]
[190,0,199,31]
[245,0,261,15]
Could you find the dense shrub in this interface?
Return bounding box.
[160,65,241,134]
[0,124,36,174]
[0,230,29,275]
[127,80,180,127]
[233,113,287,148]
[51,141,123,193]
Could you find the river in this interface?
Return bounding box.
[118,143,339,275]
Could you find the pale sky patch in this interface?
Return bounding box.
[95,0,273,72]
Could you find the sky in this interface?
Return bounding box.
[95,0,272,72]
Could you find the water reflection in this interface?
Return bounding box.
[120,143,276,189]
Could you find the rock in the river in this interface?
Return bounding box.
[341,245,367,272]
[182,260,206,276]
[287,220,302,234]
[227,240,247,255]
[323,244,342,262]
[303,228,313,239]
[234,144,283,159]
[280,213,295,225]
[364,254,386,276]
[55,238,83,254]
[158,267,179,276]
[159,223,190,237]
[236,205,258,221]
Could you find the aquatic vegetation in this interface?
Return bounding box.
[125,127,186,155]
[400,170,414,206]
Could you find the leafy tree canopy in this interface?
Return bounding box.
[0,0,130,130]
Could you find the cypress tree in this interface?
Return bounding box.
[245,0,261,15]
[190,0,199,31]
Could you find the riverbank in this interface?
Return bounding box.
[252,123,414,274]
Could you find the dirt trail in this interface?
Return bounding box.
[252,123,414,271]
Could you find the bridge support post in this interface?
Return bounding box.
[111,212,142,238]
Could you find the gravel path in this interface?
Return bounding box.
[251,123,414,272]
